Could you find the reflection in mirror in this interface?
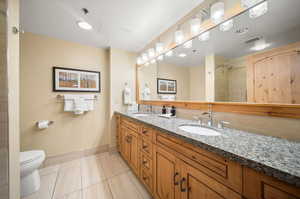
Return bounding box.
[138,0,300,104]
[138,62,158,100]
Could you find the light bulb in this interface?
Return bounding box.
[249,1,268,19]
[175,30,184,44]
[165,50,173,57]
[137,57,143,65]
[211,2,225,24]
[145,62,150,66]
[156,42,164,54]
[183,40,193,49]
[190,18,201,36]
[142,53,148,62]
[199,31,210,41]
[148,48,155,58]
[220,19,234,32]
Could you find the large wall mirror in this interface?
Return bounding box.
[138,0,300,107]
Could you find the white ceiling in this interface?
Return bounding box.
[162,0,300,67]
[20,0,203,52]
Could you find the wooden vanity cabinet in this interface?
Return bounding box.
[243,167,300,199]
[116,115,299,199]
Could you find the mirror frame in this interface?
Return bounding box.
[136,0,300,119]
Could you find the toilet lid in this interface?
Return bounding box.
[20,150,45,165]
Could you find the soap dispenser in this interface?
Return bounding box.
[170,106,176,117]
[162,105,167,114]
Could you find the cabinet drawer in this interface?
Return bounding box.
[140,138,153,157]
[243,167,300,199]
[140,153,152,172]
[141,168,153,192]
[121,117,140,132]
[156,132,242,193]
[140,126,153,140]
[157,134,227,177]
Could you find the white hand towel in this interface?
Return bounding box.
[74,96,86,115]
[64,94,75,112]
[81,95,95,111]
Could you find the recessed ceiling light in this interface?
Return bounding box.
[178,53,187,58]
[235,27,249,35]
[157,55,164,61]
[77,21,93,30]
[250,39,271,51]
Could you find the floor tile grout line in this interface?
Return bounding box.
[50,169,61,199]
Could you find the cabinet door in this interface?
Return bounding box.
[154,146,181,199]
[128,131,139,174]
[180,161,241,199]
[122,128,131,162]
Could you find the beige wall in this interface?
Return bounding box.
[189,66,206,101]
[20,32,110,157]
[158,63,190,100]
[109,48,137,148]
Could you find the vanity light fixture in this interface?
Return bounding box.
[77,21,93,30]
[156,42,164,54]
[157,55,164,61]
[165,50,174,57]
[190,17,202,36]
[199,31,210,41]
[249,1,268,19]
[210,1,225,24]
[148,48,155,58]
[220,19,234,32]
[250,38,270,51]
[178,53,187,58]
[183,40,193,49]
[175,30,184,45]
[142,53,148,62]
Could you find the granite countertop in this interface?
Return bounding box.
[116,111,300,187]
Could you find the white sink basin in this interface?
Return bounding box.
[132,113,149,117]
[179,125,221,136]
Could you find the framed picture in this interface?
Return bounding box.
[157,78,177,94]
[53,67,101,92]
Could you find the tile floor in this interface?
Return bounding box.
[23,152,152,199]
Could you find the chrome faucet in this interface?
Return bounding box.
[202,105,213,127]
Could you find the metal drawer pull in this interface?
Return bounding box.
[180,177,187,192]
[142,130,148,134]
[173,172,180,185]
[142,145,148,149]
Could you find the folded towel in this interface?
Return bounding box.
[64,94,76,112]
[74,96,85,115]
[63,94,95,115]
[123,87,132,105]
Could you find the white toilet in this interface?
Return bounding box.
[20,150,46,197]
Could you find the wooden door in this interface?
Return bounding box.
[180,161,241,199]
[154,146,181,199]
[248,43,300,104]
[128,130,139,174]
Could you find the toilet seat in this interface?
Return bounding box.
[20,150,45,166]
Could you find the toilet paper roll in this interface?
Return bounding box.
[37,120,50,129]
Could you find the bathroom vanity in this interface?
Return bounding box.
[115,112,300,199]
